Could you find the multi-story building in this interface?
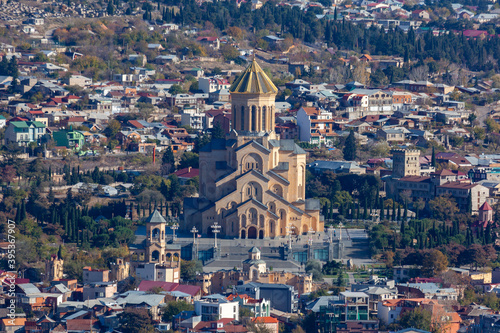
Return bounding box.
[82,282,117,300]
[392,149,421,179]
[5,121,46,146]
[236,282,298,313]
[194,295,239,321]
[468,314,500,333]
[184,60,322,239]
[316,292,376,333]
[227,294,271,317]
[180,108,204,130]
[199,76,230,94]
[83,267,110,284]
[296,106,336,145]
[436,182,488,213]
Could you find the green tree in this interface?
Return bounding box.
[162,300,194,322]
[168,84,186,95]
[178,151,199,169]
[429,195,458,221]
[305,260,323,281]
[485,117,500,133]
[212,122,225,139]
[397,307,432,332]
[343,131,357,161]
[421,249,449,277]
[104,119,122,138]
[220,44,240,61]
[162,146,175,174]
[180,260,203,281]
[119,308,155,333]
[107,0,115,15]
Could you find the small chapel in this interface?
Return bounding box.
[183,59,323,239]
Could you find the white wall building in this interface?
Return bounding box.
[194,296,239,322]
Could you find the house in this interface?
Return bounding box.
[162,23,179,34]
[196,37,220,50]
[52,129,85,151]
[263,35,284,45]
[5,121,46,146]
[83,267,110,283]
[251,317,279,333]
[236,283,297,313]
[377,128,406,143]
[1,318,26,333]
[148,44,165,51]
[155,55,180,64]
[412,10,430,19]
[199,77,230,94]
[436,182,488,213]
[65,75,92,87]
[173,167,199,185]
[194,295,239,321]
[296,106,336,145]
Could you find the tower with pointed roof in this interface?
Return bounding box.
[129,210,181,282]
[230,59,278,134]
[478,202,493,222]
[145,209,168,263]
[184,60,322,239]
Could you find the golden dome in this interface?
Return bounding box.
[229,58,278,94]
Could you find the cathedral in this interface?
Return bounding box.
[183,59,323,239]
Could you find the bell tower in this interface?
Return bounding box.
[230,59,278,134]
[145,210,167,264]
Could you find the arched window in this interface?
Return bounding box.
[262,106,267,130]
[241,106,245,130]
[251,105,257,131]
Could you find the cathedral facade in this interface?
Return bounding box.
[184,60,323,239]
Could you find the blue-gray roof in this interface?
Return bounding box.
[305,296,340,312]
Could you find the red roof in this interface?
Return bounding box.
[137,280,201,296]
[65,117,86,123]
[196,36,218,42]
[480,202,493,211]
[174,167,199,179]
[66,319,98,331]
[251,317,279,324]
[462,30,489,38]
[128,120,145,129]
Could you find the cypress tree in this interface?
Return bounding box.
[380,202,385,220]
[486,223,492,244]
[20,200,26,221]
[392,202,396,221]
[403,199,408,220]
[363,198,368,220]
[343,130,357,161]
[431,146,436,167]
[466,192,472,214]
[57,245,63,259]
[397,203,401,221]
[400,220,405,234]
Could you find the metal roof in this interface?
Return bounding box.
[229,59,278,94]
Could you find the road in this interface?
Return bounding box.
[475,102,500,127]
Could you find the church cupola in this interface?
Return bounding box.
[229,59,278,133]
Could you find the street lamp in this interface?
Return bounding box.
[328,225,335,243]
[211,222,221,249]
[286,223,295,251]
[191,226,198,259]
[308,227,315,247]
[171,223,179,242]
